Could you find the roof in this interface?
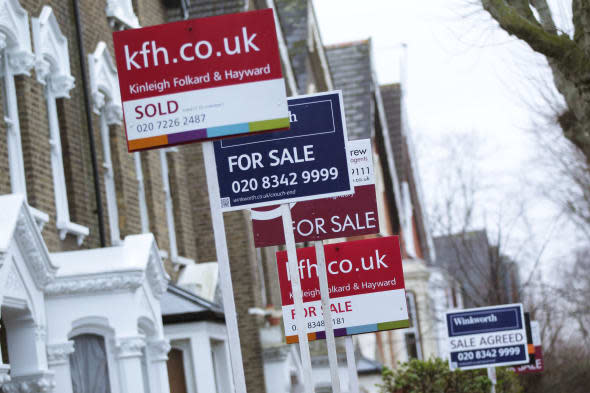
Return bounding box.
[433,230,492,306]
[381,83,435,263]
[380,84,404,183]
[326,40,373,140]
[274,0,308,93]
[51,234,163,277]
[357,355,383,375]
[166,0,246,21]
[161,283,225,324]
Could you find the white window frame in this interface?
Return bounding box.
[32,6,88,245]
[211,339,232,393]
[0,0,49,230]
[68,317,121,393]
[404,291,423,361]
[160,149,194,266]
[89,42,150,239]
[88,42,125,245]
[165,322,233,393]
[169,340,197,393]
[105,0,139,29]
[135,152,150,233]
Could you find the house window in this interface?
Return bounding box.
[89,41,150,239]
[167,348,189,393]
[160,149,194,266]
[405,291,422,360]
[0,318,8,364]
[69,334,112,393]
[1,45,27,198]
[32,7,88,244]
[167,340,196,393]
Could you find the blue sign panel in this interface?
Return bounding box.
[213,91,352,211]
[445,304,529,370]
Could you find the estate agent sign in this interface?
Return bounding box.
[507,319,544,374]
[113,9,289,152]
[213,91,352,211]
[251,139,379,246]
[276,236,409,344]
[446,304,529,370]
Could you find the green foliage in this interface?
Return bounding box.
[378,358,522,393]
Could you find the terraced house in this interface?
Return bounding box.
[0,0,460,392]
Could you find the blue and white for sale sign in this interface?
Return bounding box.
[213,91,352,211]
[446,304,529,370]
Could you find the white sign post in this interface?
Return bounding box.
[345,336,360,393]
[487,366,496,393]
[203,142,247,393]
[283,205,314,393]
[314,241,341,393]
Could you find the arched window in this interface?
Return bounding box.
[69,334,112,393]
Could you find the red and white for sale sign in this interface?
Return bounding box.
[276,236,410,343]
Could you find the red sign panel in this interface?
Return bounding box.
[112,9,289,151]
[508,346,544,374]
[252,139,379,246]
[276,236,409,343]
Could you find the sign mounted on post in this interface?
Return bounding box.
[507,320,544,374]
[213,91,352,211]
[446,304,529,370]
[251,139,379,247]
[113,9,289,152]
[276,236,409,343]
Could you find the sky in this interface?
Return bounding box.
[313,0,580,274]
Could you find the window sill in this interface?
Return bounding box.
[57,220,89,246]
[29,206,50,232]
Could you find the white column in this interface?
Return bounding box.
[190,335,217,393]
[116,337,147,393]
[148,340,171,393]
[47,341,75,393]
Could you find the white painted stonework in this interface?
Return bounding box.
[0,194,58,391]
[46,234,171,393]
[0,194,173,393]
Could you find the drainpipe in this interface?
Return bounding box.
[72,0,106,247]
